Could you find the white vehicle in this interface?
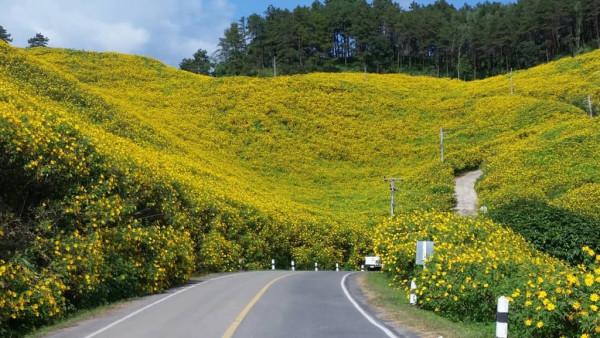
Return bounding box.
[364,256,382,271]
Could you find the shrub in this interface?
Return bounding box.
[490,199,600,264]
[0,260,66,336]
[374,211,600,337]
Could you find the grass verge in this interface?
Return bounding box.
[361,272,495,338]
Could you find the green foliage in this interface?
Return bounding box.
[0,26,11,43]
[179,49,212,75]
[27,33,49,48]
[0,261,66,337]
[491,199,600,264]
[215,21,248,76]
[214,0,600,78]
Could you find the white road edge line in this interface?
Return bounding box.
[341,272,399,338]
[82,273,239,338]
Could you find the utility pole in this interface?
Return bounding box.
[273,56,277,77]
[588,95,594,118]
[440,128,445,163]
[384,177,400,217]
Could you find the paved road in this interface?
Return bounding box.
[45,271,405,338]
[454,169,483,216]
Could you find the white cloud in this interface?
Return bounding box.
[94,22,149,53]
[0,0,235,65]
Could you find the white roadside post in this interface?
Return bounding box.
[496,296,509,338]
[291,260,295,271]
[314,262,318,272]
[409,279,417,305]
[271,259,275,270]
[588,95,594,118]
[336,263,339,272]
[361,264,365,272]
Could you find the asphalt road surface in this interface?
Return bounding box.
[45,271,408,338]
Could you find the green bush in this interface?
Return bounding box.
[490,199,600,264]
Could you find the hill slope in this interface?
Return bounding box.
[0,43,599,334]
[16,46,600,219]
[22,45,600,258]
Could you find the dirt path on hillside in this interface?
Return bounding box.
[454,170,483,216]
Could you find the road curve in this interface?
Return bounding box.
[45,271,403,338]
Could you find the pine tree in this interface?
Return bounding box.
[0,25,12,43]
[212,0,600,79]
[27,33,49,48]
[215,22,247,75]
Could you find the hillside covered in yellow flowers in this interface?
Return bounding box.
[0,41,599,335]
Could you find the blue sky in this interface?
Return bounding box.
[1,0,513,66]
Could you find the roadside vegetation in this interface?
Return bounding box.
[375,212,599,337]
[0,40,598,335]
[361,272,494,338]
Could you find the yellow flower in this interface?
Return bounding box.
[591,294,599,302]
[536,321,544,329]
[567,274,579,286]
[584,274,594,287]
[573,301,581,310]
[546,303,556,311]
[524,319,532,326]
[583,246,595,257]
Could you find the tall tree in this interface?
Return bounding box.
[212,0,600,79]
[215,22,247,76]
[27,33,49,48]
[180,49,212,75]
[246,14,268,71]
[0,25,12,43]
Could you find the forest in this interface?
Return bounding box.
[205,0,600,79]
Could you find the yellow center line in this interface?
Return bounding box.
[222,272,295,338]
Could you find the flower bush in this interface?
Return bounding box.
[375,211,600,337]
[0,261,66,336]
